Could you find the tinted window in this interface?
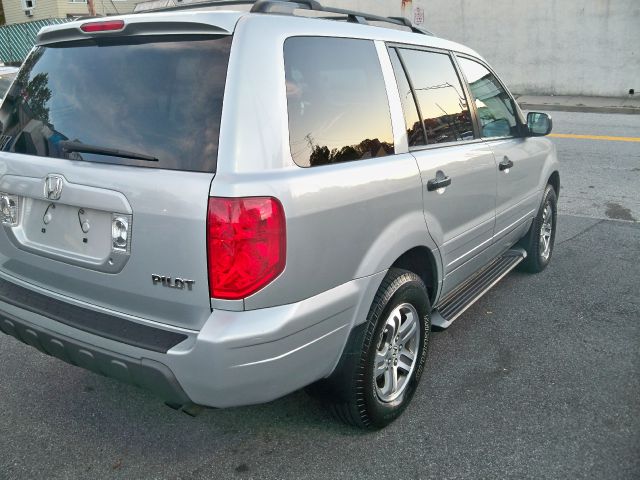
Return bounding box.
[284,37,394,167]
[0,35,232,172]
[389,48,426,147]
[458,57,517,138]
[398,49,474,145]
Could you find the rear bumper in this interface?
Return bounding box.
[0,311,191,406]
[0,271,385,408]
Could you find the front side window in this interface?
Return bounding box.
[458,57,518,138]
[284,37,394,167]
[398,48,474,145]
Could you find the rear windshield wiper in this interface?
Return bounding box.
[60,140,159,162]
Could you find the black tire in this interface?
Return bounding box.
[519,184,557,273]
[308,268,431,429]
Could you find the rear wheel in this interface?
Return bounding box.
[309,268,431,429]
[520,184,557,273]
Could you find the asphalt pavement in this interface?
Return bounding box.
[0,111,638,480]
[544,111,640,222]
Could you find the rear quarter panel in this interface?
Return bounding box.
[213,15,442,310]
[212,157,434,311]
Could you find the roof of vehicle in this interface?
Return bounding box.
[36,3,483,61]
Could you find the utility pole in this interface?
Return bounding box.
[401,0,412,19]
[87,0,96,16]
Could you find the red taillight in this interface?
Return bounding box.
[80,20,125,33]
[207,197,286,300]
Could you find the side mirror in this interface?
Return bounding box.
[527,112,552,136]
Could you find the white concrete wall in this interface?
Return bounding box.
[320,0,426,24]
[325,0,639,97]
[6,0,637,96]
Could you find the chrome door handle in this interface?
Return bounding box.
[427,171,452,191]
[499,157,514,171]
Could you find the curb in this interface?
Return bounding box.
[518,102,640,115]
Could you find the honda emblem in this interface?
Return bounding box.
[44,175,64,201]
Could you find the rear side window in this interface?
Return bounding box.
[284,37,394,167]
[0,35,232,172]
[457,57,518,138]
[397,48,474,145]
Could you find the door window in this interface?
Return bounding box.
[458,57,518,138]
[397,48,474,145]
[388,48,426,147]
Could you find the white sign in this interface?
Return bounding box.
[413,7,424,25]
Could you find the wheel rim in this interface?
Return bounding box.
[374,303,420,403]
[539,201,553,261]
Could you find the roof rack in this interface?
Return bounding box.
[133,0,433,35]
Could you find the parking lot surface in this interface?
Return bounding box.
[0,111,638,479]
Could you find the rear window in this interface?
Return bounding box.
[0,35,232,172]
[284,37,394,167]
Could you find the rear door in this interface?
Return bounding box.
[0,27,233,330]
[456,56,544,248]
[388,47,497,297]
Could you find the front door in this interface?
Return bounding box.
[457,56,543,248]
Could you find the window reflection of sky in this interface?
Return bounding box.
[396,49,474,145]
[285,37,394,167]
[400,49,468,120]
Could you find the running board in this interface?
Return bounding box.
[431,248,526,329]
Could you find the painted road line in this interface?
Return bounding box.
[549,133,640,142]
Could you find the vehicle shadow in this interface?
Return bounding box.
[35,354,368,436]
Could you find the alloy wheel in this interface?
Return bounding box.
[539,202,553,260]
[374,303,421,403]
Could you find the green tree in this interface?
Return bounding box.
[24,73,52,123]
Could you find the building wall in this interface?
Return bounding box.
[420,0,639,97]
[1,0,142,25]
[61,0,143,18]
[317,0,425,24]
[324,0,639,97]
[4,0,638,97]
[3,0,59,25]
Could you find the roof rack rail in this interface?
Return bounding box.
[251,0,320,13]
[133,0,433,35]
[388,15,434,35]
[251,0,432,34]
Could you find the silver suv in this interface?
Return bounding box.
[0,0,559,428]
